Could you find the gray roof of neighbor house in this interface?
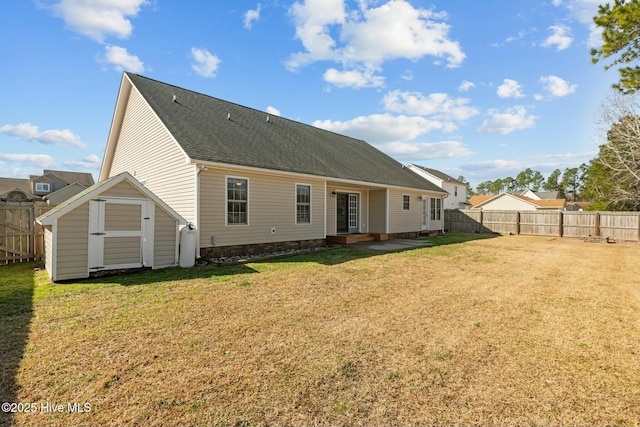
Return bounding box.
[0,178,31,196]
[125,73,445,193]
[42,170,95,187]
[411,165,465,185]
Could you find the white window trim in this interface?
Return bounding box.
[295,183,312,225]
[35,182,51,193]
[225,176,249,226]
[402,194,411,211]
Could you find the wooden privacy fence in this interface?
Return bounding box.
[0,204,52,264]
[445,209,640,242]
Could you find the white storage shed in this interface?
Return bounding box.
[37,172,187,281]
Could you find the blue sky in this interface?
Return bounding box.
[0,0,617,187]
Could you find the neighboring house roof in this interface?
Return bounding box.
[37,172,186,226]
[408,165,465,186]
[534,190,559,200]
[42,170,95,187]
[469,193,566,209]
[0,178,32,199]
[43,182,90,204]
[468,195,495,207]
[112,73,445,193]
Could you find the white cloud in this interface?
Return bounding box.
[458,80,475,92]
[401,70,414,81]
[491,30,526,47]
[382,90,478,121]
[266,106,281,116]
[539,75,577,97]
[323,67,385,88]
[378,140,474,160]
[191,47,221,78]
[552,0,602,47]
[477,106,538,135]
[47,0,148,42]
[102,45,144,73]
[541,24,573,51]
[0,153,56,168]
[287,0,465,74]
[63,154,102,169]
[497,79,524,98]
[0,123,86,148]
[313,113,452,144]
[462,159,524,173]
[244,4,262,29]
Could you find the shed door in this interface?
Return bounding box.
[88,198,154,272]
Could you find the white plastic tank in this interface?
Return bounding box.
[179,225,197,268]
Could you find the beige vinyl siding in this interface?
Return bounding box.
[104,236,141,265]
[325,186,369,235]
[154,208,179,268]
[56,202,90,281]
[388,190,422,233]
[108,85,196,224]
[369,189,387,233]
[43,226,53,277]
[199,168,325,247]
[104,203,142,231]
[102,180,147,199]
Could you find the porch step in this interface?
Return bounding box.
[327,233,387,244]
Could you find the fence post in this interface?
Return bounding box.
[516,211,521,235]
[558,211,563,237]
[595,212,600,237]
[478,210,483,233]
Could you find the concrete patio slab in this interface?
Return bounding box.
[347,238,432,252]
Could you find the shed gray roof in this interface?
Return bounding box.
[126,73,445,193]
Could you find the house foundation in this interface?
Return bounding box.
[200,239,326,260]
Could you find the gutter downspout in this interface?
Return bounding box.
[442,193,448,234]
[195,164,207,257]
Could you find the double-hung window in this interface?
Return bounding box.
[296,184,311,224]
[430,197,442,221]
[402,194,410,210]
[227,177,248,225]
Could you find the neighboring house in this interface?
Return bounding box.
[469,193,566,211]
[100,73,448,258]
[405,164,468,209]
[0,170,94,203]
[0,178,37,202]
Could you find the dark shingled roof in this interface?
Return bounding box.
[126,73,445,193]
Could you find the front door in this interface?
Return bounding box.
[336,193,359,233]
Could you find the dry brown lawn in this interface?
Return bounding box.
[5,234,640,426]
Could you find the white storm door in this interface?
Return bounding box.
[88,198,146,272]
[422,197,429,230]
